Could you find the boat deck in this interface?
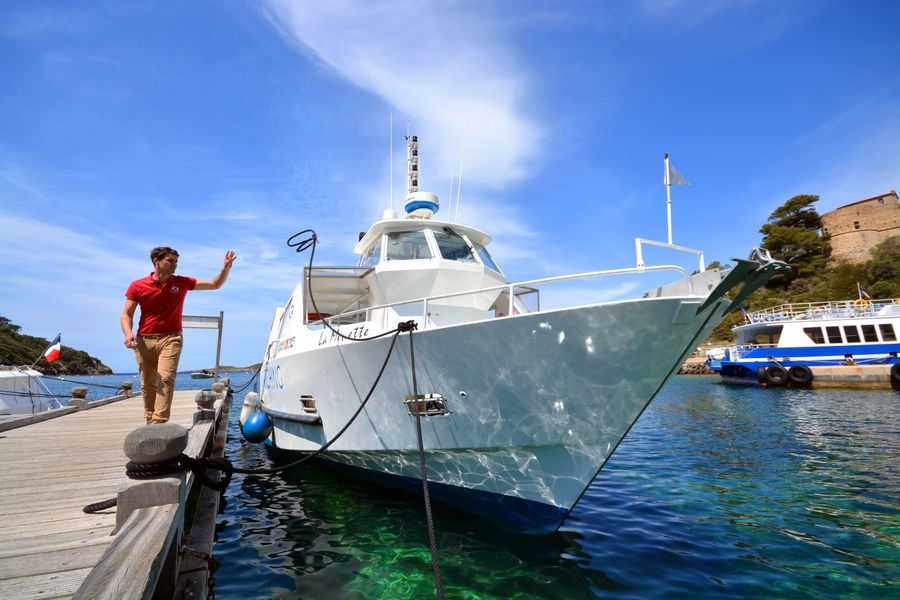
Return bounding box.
[0,390,212,599]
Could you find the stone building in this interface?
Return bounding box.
[820,190,900,263]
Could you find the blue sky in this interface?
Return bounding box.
[1,1,898,373]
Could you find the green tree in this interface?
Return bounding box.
[759,194,830,288]
[864,235,900,298]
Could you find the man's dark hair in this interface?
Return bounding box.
[151,246,179,262]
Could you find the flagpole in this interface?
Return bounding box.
[664,153,673,245]
[30,333,61,369]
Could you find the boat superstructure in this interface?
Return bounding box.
[707,299,900,385]
[253,137,784,532]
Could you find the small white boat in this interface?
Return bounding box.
[191,369,215,379]
[250,137,783,533]
[0,367,64,415]
[707,298,900,386]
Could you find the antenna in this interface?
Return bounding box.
[455,112,469,222]
[389,112,393,211]
[407,131,419,195]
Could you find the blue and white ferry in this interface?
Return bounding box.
[707,298,900,386]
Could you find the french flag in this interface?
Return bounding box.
[44,335,61,363]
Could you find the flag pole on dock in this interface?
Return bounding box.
[663,153,690,245]
[31,333,62,368]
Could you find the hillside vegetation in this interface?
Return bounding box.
[708,195,900,342]
[0,317,112,375]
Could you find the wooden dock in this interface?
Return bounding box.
[0,387,231,599]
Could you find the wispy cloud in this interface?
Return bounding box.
[261,0,543,190]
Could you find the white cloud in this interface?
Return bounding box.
[262,0,543,189]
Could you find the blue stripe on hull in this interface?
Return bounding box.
[264,443,568,534]
[739,342,899,360]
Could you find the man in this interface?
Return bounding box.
[121,247,236,424]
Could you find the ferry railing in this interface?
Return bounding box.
[315,264,692,332]
[727,343,777,360]
[747,299,895,323]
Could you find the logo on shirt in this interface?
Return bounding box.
[171,286,181,293]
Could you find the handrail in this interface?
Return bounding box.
[316,264,692,332]
[745,299,897,323]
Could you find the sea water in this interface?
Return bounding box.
[47,373,900,599]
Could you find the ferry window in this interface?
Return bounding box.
[803,327,825,344]
[861,324,879,342]
[825,326,843,344]
[474,243,502,273]
[880,324,897,341]
[386,231,432,260]
[843,326,861,343]
[433,229,476,262]
[361,239,382,266]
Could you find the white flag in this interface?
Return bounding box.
[665,160,691,186]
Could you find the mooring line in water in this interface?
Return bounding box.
[408,323,446,599]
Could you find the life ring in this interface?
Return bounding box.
[763,365,788,387]
[852,298,870,312]
[891,363,900,385]
[788,365,813,387]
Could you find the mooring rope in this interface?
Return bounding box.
[42,375,126,390]
[408,322,446,599]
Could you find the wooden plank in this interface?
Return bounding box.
[75,504,179,600]
[0,389,220,599]
[0,567,93,600]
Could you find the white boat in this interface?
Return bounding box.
[706,298,900,386]
[252,139,783,533]
[0,367,64,415]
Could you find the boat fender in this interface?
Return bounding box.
[757,365,768,384]
[763,365,788,387]
[890,363,900,386]
[242,411,273,443]
[788,365,813,387]
[239,392,261,428]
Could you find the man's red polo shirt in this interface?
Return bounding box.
[126,274,197,335]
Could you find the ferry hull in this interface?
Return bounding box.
[260,296,728,532]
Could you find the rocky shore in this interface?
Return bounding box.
[679,356,716,375]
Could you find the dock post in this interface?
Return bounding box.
[69,386,88,410]
[113,423,190,598]
[120,380,134,398]
[194,391,217,425]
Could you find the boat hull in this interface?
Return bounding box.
[260,295,727,532]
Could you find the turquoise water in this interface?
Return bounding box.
[48,373,900,598]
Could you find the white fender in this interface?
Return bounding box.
[239,392,260,427]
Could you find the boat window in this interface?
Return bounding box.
[473,243,502,273]
[825,326,843,344]
[843,326,861,343]
[803,327,825,344]
[433,229,476,262]
[752,329,780,345]
[860,324,879,343]
[879,323,897,342]
[360,238,382,266]
[385,231,432,260]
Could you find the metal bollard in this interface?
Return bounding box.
[119,380,134,398]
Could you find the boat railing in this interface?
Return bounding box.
[318,264,691,332]
[747,299,896,323]
[726,343,777,360]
